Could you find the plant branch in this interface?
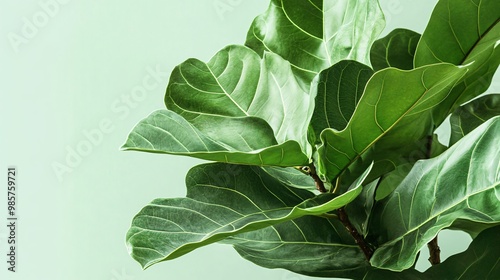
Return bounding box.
[308,164,327,193]
[425,134,434,159]
[427,236,441,265]
[337,207,373,261]
[425,135,441,265]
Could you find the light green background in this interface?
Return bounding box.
[1,1,497,279]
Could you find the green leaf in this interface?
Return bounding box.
[438,23,500,122]
[230,216,369,279]
[374,134,447,201]
[370,28,421,71]
[414,0,500,122]
[374,163,412,201]
[345,179,379,236]
[165,45,314,157]
[260,166,317,191]
[450,94,500,145]
[126,163,372,269]
[123,44,321,167]
[423,225,500,279]
[245,0,385,88]
[310,60,374,141]
[231,214,426,279]
[317,63,467,184]
[362,268,422,280]
[414,0,499,66]
[121,110,309,166]
[368,117,500,271]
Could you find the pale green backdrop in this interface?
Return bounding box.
[1,1,497,280]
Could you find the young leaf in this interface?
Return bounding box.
[126,163,372,269]
[370,28,421,71]
[423,225,500,279]
[317,63,467,184]
[121,110,309,166]
[310,60,374,141]
[165,45,314,158]
[368,117,500,271]
[450,94,500,145]
[246,0,385,88]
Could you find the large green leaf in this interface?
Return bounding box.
[368,117,500,271]
[241,223,500,279]
[414,0,499,66]
[370,28,421,71]
[229,216,368,279]
[310,60,374,141]
[245,0,385,88]
[164,45,314,158]
[450,94,500,145]
[423,225,500,279]
[414,0,500,122]
[123,45,319,167]
[317,63,467,184]
[121,110,309,166]
[126,163,372,269]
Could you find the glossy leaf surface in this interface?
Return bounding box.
[246,0,385,87]
[415,0,500,122]
[318,64,467,183]
[370,28,420,71]
[369,117,500,271]
[414,0,499,66]
[310,60,374,141]
[165,45,314,156]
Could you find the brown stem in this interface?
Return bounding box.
[338,207,373,261]
[425,135,441,265]
[427,236,441,265]
[308,164,327,193]
[425,134,434,159]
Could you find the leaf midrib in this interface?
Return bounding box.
[461,18,499,65]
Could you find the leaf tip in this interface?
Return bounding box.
[120,141,133,151]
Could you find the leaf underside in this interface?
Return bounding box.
[126,163,371,269]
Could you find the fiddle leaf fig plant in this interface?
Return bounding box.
[123,0,500,278]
